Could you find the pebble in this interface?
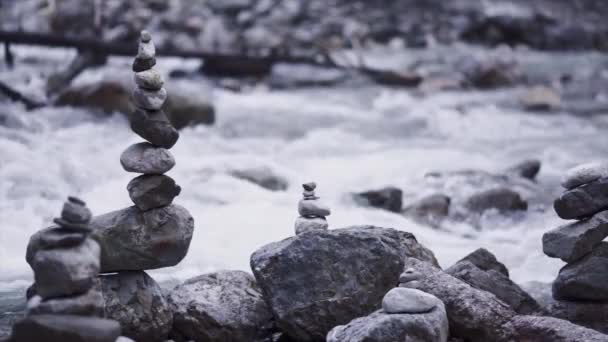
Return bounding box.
[127,174,181,211]
[399,268,421,284]
[130,109,179,149]
[120,142,175,174]
[303,182,316,191]
[298,199,331,217]
[140,30,151,43]
[132,56,156,73]
[294,216,329,235]
[61,196,92,223]
[137,40,156,60]
[381,287,440,314]
[561,162,608,190]
[132,86,167,111]
[134,69,164,90]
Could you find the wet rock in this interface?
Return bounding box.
[381,288,442,314]
[27,281,104,317]
[402,194,450,227]
[132,87,167,111]
[55,81,132,114]
[168,270,274,342]
[133,57,156,73]
[505,159,542,181]
[100,271,172,342]
[29,238,101,299]
[503,315,608,342]
[401,258,516,342]
[543,210,608,262]
[229,166,288,191]
[91,205,194,272]
[561,162,608,190]
[462,56,523,89]
[250,226,438,341]
[353,187,403,213]
[120,142,175,174]
[127,175,181,211]
[134,69,164,91]
[553,242,608,301]
[456,248,509,277]
[10,314,121,342]
[463,187,528,214]
[327,307,449,342]
[130,109,179,149]
[298,199,331,217]
[164,91,215,129]
[269,63,348,89]
[554,177,608,219]
[364,69,423,87]
[521,86,561,111]
[294,217,328,235]
[545,297,608,335]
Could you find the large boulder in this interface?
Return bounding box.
[100,271,172,342]
[401,258,516,342]
[463,187,528,214]
[547,298,608,335]
[553,242,608,301]
[353,187,403,213]
[503,315,608,342]
[455,248,509,276]
[402,194,451,228]
[10,314,121,342]
[543,210,608,262]
[554,177,608,220]
[168,270,274,342]
[91,205,194,272]
[250,226,438,341]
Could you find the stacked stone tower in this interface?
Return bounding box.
[295,182,331,235]
[11,197,121,342]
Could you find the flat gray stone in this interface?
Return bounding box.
[134,69,164,90]
[61,196,92,223]
[553,242,608,301]
[561,162,608,190]
[120,142,175,174]
[554,177,608,220]
[298,199,331,217]
[10,314,121,342]
[127,174,181,211]
[543,210,608,262]
[129,109,179,149]
[137,40,155,60]
[503,315,608,342]
[381,288,441,314]
[92,205,194,272]
[294,216,328,235]
[132,87,167,111]
[27,279,104,317]
[132,57,156,73]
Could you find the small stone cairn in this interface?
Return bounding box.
[11,197,121,342]
[543,162,608,301]
[295,182,331,235]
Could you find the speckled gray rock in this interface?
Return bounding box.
[132,57,156,73]
[134,69,164,91]
[298,199,331,217]
[130,109,179,149]
[401,258,516,342]
[503,315,608,342]
[543,210,608,262]
[554,177,608,220]
[327,307,449,342]
[382,288,442,314]
[91,205,194,272]
[10,314,121,342]
[456,248,509,277]
[294,216,328,235]
[100,271,172,342]
[545,297,608,335]
[250,226,438,341]
[561,162,608,190]
[132,87,167,111]
[137,40,155,61]
[120,142,175,174]
[26,227,86,260]
[27,280,104,317]
[30,238,100,299]
[553,242,608,301]
[127,174,181,211]
[168,270,274,342]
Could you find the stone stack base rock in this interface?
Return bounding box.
[295,182,331,235]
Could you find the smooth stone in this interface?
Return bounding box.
[140,30,151,43]
[101,271,172,342]
[52,218,92,233]
[561,162,608,190]
[250,226,438,341]
[132,86,166,111]
[132,56,156,72]
[398,268,421,284]
[168,270,274,342]
[91,205,194,272]
[130,109,179,149]
[37,227,87,250]
[382,288,441,314]
[302,182,316,191]
[504,315,608,342]
[543,210,608,262]
[10,315,121,342]
[30,238,100,299]
[27,281,104,317]
[327,307,449,342]
[127,175,181,211]
[61,197,92,223]
[553,242,608,301]
[354,187,403,213]
[137,40,155,60]
[298,199,331,217]
[294,216,328,235]
[120,142,175,174]
[134,69,164,90]
[303,190,316,198]
[554,177,608,220]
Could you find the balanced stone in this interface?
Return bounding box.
[382,287,441,314]
[27,283,104,317]
[553,242,608,301]
[298,199,331,217]
[140,30,151,43]
[303,182,316,191]
[37,227,87,250]
[294,216,328,235]
[61,196,92,223]
[132,87,167,111]
[399,268,421,284]
[130,109,179,149]
[132,57,156,73]
[543,210,608,262]
[134,69,164,91]
[10,314,121,342]
[127,174,181,211]
[52,218,92,233]
[561,162,608,190]
[120,142,175,174]
[137,39,155,60]
[554,177,608,220]
[92,204,194,272]
[30,238,101,299]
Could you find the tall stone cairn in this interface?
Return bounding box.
[11,197,122,342]
[294,182,331,235]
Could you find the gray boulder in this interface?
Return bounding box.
[353,187,403,213]
[120,143,175,174]
[327,307,449,342]
[250,226,438,341]
[543,210,608,262]
[546,297,608,335]
[553,242,608,301]
[402,194,450,228]
[164,90,215,129]
[503,315,608,342]
[561,162,608,190]
[91,205,194,272]
[127,175,181,211]
[505,159,542,181]
[401,258,516,342]
[10,314,121,342]
[554,177,608,220]
[168,270,274,342]
[100,271,172,342]
[382,287,443,314]
[456,248,509,276]
[229,166,288,191]
[463,187,528,214]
